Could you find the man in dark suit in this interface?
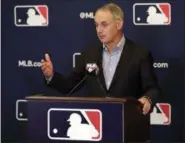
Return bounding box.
[41,3,161,115]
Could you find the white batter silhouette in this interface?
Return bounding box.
[67,113,99,140]
[146,6,168,24]
[26,8,46,26]
[150,106,168,125]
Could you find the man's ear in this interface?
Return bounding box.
[116,19,123,30]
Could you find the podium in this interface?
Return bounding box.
[26,96,150,143]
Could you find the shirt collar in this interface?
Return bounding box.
[103,34,125,53]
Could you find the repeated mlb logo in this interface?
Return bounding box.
[133,3,171,25]
[47,108,102,141]
[14,5,49,27]
[150,103,171,125]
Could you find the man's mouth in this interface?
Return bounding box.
[99,35,105,39]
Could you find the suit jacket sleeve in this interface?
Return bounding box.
[45,52,86,94]
[140,50,161,105]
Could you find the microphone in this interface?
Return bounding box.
[87,63,108,97]
[93,65,108,97]
[66,63,108,97]
[66,63,99,96]
[66,73,87,96]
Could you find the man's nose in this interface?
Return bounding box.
[97,26,103,33]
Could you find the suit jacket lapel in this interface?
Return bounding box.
[108,38,132,90]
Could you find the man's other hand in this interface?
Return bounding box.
[138,97,152,115]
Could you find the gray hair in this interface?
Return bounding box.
[96,3,124,21]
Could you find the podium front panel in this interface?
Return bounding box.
[28,100,124,142]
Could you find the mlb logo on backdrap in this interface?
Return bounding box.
[150,103,171,125]
[14,5,48,27]
[16,99,28,121]
[133,3,171,25]
[47,108,102,141]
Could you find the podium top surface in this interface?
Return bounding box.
[25,96,130,103]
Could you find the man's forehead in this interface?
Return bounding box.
[94,10,114,22]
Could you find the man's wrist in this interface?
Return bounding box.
[142,96,152,105]
[45,73,54,84]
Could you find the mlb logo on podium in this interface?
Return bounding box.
[150,103,171,125]
[14,5,49,27]
[47,108,102,141]
[133,3,171,25]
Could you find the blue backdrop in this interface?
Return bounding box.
[2,0,184,142]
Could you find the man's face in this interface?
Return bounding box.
[94,10,122,45]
